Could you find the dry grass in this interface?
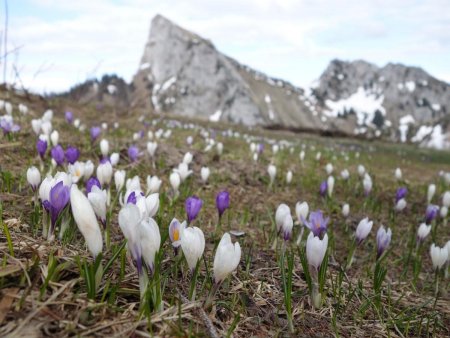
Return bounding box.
[1,88,449,337]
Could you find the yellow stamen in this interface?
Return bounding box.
[173,229,179,241]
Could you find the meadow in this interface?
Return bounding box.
[0,88,449,337]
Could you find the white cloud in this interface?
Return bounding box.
[3,0,450,93]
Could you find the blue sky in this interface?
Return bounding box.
[3,0,450,93]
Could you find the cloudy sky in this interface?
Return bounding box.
[3,0,450,93]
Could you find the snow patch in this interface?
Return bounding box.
[209,110,222,122]
[161,76,177,91]
[411,125,433,143]
[324,87,385,126]
[107,85,117,95]
[405,81,416,92]
[140,62,151,70]
[431,104,441,111]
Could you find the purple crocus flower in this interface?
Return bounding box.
[0,117,20,134]
[216,190,230,219]
[65,111,73,124]
[258,143,264,154]
[319,180,328,197]
[65,146,80,164]
[49,181,70,233]
[126,191,144,204]
[425,204,439,224]
[128,145,139,162]
[100,157,110,164]
[51,145,65,166]
[90,126,101,142]
[395,187,407,203]
[86,176,101,193]
[185,196,203,223]
[36,138,48,159]
[302,210,329,238]
[376,226,392,259]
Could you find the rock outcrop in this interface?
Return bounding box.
[131,15,324,130]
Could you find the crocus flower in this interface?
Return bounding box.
[26,166,41,191]
[65,111,73,124]
[268,164,276,185]
[216,191,230,219]
[425,204,439,223]
[65,146,80,164]
[286,171,293,184]
[185,196,203,223]
[355,218,373,244]
[341,169,350,180]
[100,139,109,157]
[112,170,125,192]
[363,173,372,195]
[216,142,223,156]
[395,168,402,180]
[443,191,450,208]
[32,119,42,135]
[86,176,101,193]
[213,233,241,284]
[51,145,65,166]
[327,176,335,198]
[110,152,120,166]
[258,143,264,154]
[295,201,309,225]
[139,217,161,273]
[201,167,210,183]
[118,204,143,273]
[430,244,448,271]
[358,165,366,177]
[395,187,407,203]
[90,126,101,142]
[88,186,107,228]
[169,218,185,248]
[303,210,329,238]
[319,180,327,197]
[70,185,102,257]
[50,130,59,146]
[275,204,291,232]
[174,162,192,181]
[49,181,70,235]
[417,223,431,243]
[83,160,94,180]
[128,145,139,162]
[427,184,436,204]
[0,115,20,134]
[376,225,392,259]
[36,136,48,159]
[145,193,159,218]
[183,152,193,165]
[181,225,205,271]
[170,172,181,194]
[306,232,328,270]
[342,203,350,217]
[96,160,113,187]
[147,141,157,158]
[282,213,294,241]
[146,175,161,194]
[68,162,85,183]
[395,198,407,211]
[325,163,333,175]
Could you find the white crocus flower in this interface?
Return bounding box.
[201,167,210,183]
[181,226,205,271]
[70,185,103,258]
[213,233,241,284]
[88,186,107,227]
